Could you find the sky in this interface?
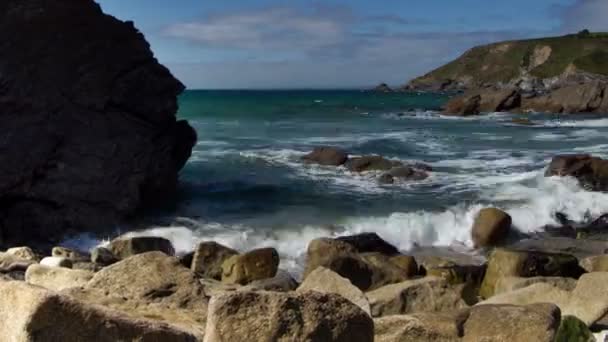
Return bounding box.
[96,0,608,89]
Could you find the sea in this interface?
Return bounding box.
[68,90,608,274]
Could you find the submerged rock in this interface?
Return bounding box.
[345,156,401,172]
[301,147,349,166]
[378,166,429,184]
[0,0,196,246]
[204,291,374,342]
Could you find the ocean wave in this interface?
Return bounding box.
[544,118,608,128]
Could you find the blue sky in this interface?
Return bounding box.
[97,0,608,89]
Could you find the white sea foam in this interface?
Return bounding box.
[544,118,608,128]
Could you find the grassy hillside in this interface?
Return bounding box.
[409,32,608,88]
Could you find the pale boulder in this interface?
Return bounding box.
[26,264,94,291]
[374,311,467,342]
[40,256,73,269]
[221,248,279,285]
[5,247,39,262]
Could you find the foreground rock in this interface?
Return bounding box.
[0,0,196,247]
[374,311,468,342]
[221,248,279,285]
[479,248,584,299]
[191,241,238,279]
[0,281,195,341]
[204,291,373,342]
[545,154,608,192]
[298,267,371,315]
[301,147,348,166]
[471,207,512,248]
[366,277,469,317]
[26,264,94,291]
[463,303,560,342]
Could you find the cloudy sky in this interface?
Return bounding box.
[97,0,608,89]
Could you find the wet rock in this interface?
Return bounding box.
[243,269,298,292]
[345,156,401,172]
[360,253,419,289]
[303,238,357,278]
[471,207,512,248]
[494,276,577,295]
[374,311,468,342]
[0,0,196,247]
[479,248,584,299]
[580,255,608,272]
[0,281,196,341]
[379,166,429,184]
[322,255,375,291]
[463,303,560,342]
[91,246,119,266]
[366,277,469,317]
[191,241,238,280]
[221,248,279,285]
[336,233,400,255]
[522,81,608,114]
[0,252,37,272]
[444,88,521,116]
[40,257,73,269]
[545,154,608,192]
[298,267,371,315]
[509,236,608,259]
[26,264,94,291]
[301,147,349,166]
[109,236,175,260]
[52,246,89,262]
[204,291,374,342]
[425,264,486,304]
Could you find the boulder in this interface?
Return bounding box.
[5,247,39,261]
[25,264,94,291]
[360,253,419,289]
[108,236,175,259]
[336,233,400,255]
[379,167,429,184]
[303,238,357,278]
[471,207,512,248]
[243,269,298,292]
[82,251,208,337]
[0,252,36,272]
[52,246,89,262]
[566,272,608,326]
[511,117,535,126]
[221,248,279,285]
[204,291,374,342]
[479,248,584,299]
[345,156,401,172]
[301,147,348,166]
[191,241,238,279]
[40,257,73,269]
[545,154,608,191]
[91,246,119,266]
[0,0,195,247]
[374,311,468,342]
[494,276,577,295]
[509,236,608,259]
[0,281,195,341]
[480,282,572,309]
[580,255,608,272]
[462,303,560,342]
[297,267,371,315]
[425,264,486,304]
[366,277,469,317]
[523,81,608,114]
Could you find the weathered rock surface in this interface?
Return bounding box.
[580,255,608,272]
[40,256,73,269]
[0,281,196,341]
[304,238,357,278]
[374,311,468,342]
[336,233,400,255]
[91,246,119,266]
[204,291,374,342]
[52,246,89,262]
[463,303,560,342]
[298,267,371,315]
[545,154,608,192]
[79,252,208,337]
[242,269,298,292]
[0,252,36,273]
[556,316,595,342]
[191,241,238,279]
[221,247,279,285]
[494,276,577,295]
[301,147,349,166]
[109,236,175,259]
[471,207,512,248]
[5,247,39,262]
[379,166,429,184]
[0,0,196,247]
[444,88,521,116]
[25,264,94,291]
[366,277,469,317]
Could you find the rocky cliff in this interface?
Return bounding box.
[0,0,196,246]
[406,32,608,92]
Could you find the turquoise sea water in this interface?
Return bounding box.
[122,90,608,273]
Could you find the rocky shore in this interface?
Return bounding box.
[0,154,605,341]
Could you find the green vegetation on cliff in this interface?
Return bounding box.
[409,32,608,89]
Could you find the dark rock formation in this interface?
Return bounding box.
[345,156,401,172]
[545,154,608,191]
[378,166,429,184]
[0,0,196,246]
[372,83,393,93]
[301,147,348,166]
[444,88,521,116]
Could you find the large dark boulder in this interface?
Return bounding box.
[545,154,608,191]
[0,0,195,246]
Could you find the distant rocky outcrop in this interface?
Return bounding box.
[372,83,394,93]
[0,0,196,246]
